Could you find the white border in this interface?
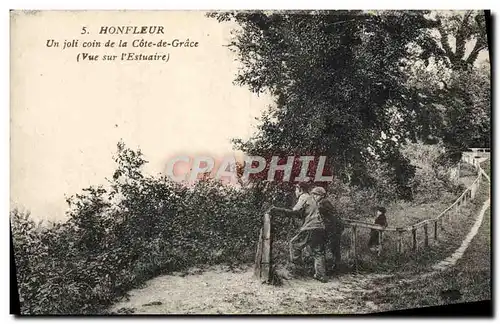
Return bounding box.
[2,0,500,10]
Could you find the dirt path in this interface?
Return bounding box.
[109,265,396,314]
[109,164,490,315]
[109,194,490,314]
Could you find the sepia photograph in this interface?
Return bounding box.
[9,9,491,315]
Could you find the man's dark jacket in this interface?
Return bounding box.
[318,198,345,235]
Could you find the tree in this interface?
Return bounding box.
[209,10,441,196]
[434,10,488,71]
[403,11,490,151]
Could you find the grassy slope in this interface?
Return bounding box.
[335,166,486,274]
[482,159,491,177]
[357,205,490,313]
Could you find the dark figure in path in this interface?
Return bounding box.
[368,207,388,249]
[310,186,345,274]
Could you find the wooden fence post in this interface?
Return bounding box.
[253,228,263,278]
[412,228,417,252]
[345,226,351,260]
[434,220,438,240]
[260,213,272,282]
[377,230,383,256]
[397,228,404,254]
[352,226,358,271]
[424,223,429,247]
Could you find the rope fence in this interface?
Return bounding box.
[254,151,490,281]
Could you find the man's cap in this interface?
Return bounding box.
[295,182,310,192]
[310,186,327,196]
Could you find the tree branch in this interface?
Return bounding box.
[454,11,474,61]
[440,80,450,91]
[465,42,488,66]
[437,25,455,64]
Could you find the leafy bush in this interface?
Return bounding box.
[11,142,263,314]
[401,141,462,204]
[11,141,461,314]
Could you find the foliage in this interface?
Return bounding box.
[405,56,490,151]
[11,140,469,314]
[208,10,490,193]
[11,142,264,314]
[208,10,445,193]
[433,10,488,71]
[401,141,459,204]
[402,10,490,150]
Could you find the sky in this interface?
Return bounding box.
[10,11,273,221]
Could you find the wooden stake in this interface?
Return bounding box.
[412,228,417,252]
[260,213,272,282]
[377,230,383,256]
[253,228,263,278]
[424,223,429,247]
[397,229,403,254]
[352,226,358,271]
[434,220,438,240]
[346,226,351,260]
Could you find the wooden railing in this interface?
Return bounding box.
[468,147,490,153]
[341,153,489,270]
[254,152,490,281]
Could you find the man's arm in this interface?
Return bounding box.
[270,206,302,218]
[270,194,307,218]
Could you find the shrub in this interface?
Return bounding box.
[11,142,265,314]
[401,141,461,204]
[11,141,462,314]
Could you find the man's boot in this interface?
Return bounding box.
[313,273,328,283]
[286,262,305,279]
